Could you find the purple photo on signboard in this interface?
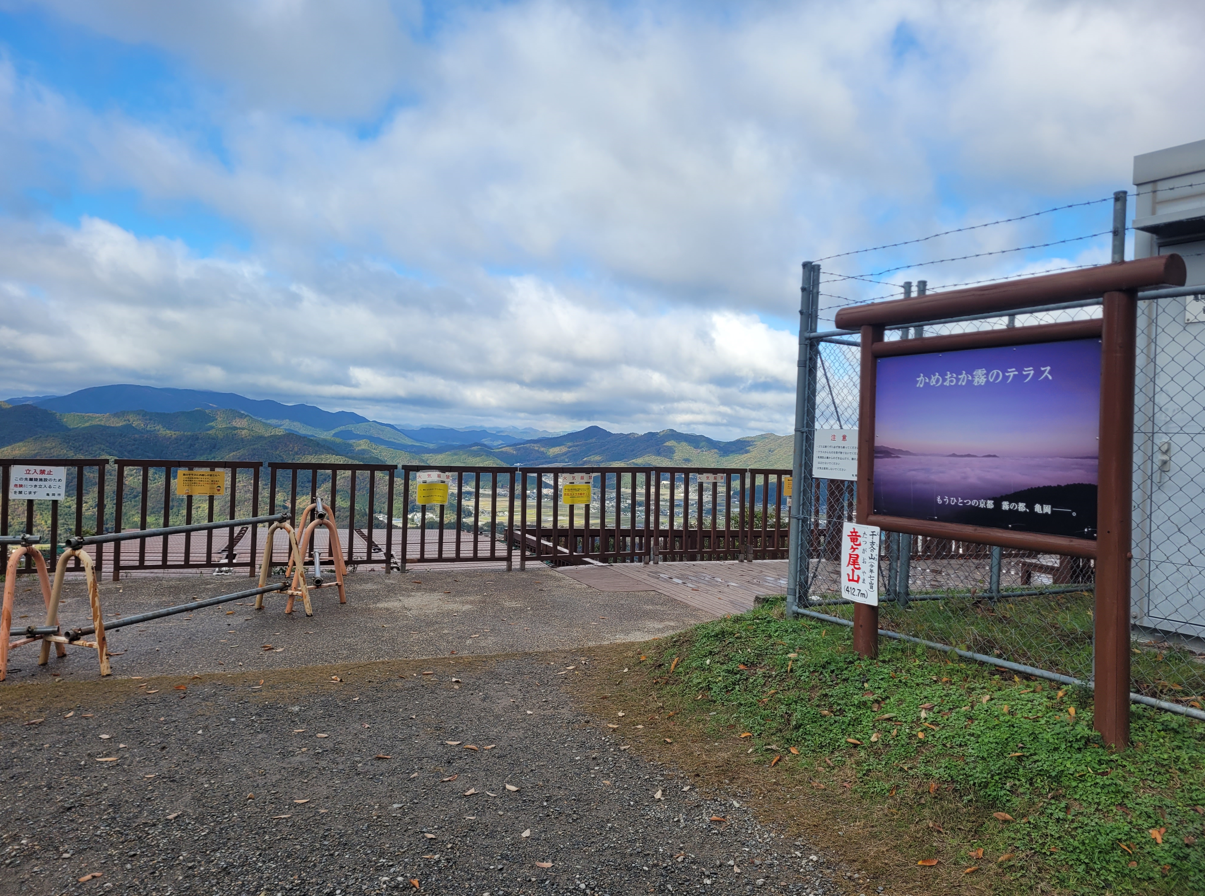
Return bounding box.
[873,337,1100,539]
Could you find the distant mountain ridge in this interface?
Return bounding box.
[6,385,556,449]
[0,385,792,468]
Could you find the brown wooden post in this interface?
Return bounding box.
[854,324,884,657]
[1095,288,1137,748]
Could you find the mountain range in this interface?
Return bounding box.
[1,385,792,469]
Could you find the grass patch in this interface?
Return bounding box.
[816,590,1205,703]
[616,599,1205,894]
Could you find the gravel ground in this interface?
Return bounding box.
[1,567,712,682]
[1,569,846,896]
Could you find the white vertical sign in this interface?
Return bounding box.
[841,521,880,606]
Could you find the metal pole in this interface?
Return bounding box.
[989,545,1002,600]
[787,262,820,616]
[73,513,287,547]
[1112,190,1127,264]
[69,583,287,638]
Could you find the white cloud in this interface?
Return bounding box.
[1,1,1203,436]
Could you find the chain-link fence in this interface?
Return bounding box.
[796,295,1205,718]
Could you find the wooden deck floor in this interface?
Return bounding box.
[555,559,788,618]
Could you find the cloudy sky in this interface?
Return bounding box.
[0,0,1202,438]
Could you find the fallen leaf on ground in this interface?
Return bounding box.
[484,745,495,750]
[330,676,341,682]
[846,738,862,746]
[654,789,663,800]
[166,812,181,820]
[78,873,103,882]
[174,685,186,691]
[964,866,979,874]
[917,859,938,866]
[1119,842,1133,854]
[293,799,310,804]
[710,816,726,823]
[770,755,781,767]
[505,784,519,792]
[536,861,553,868]
[669,656,680,673]
[463,745,479,751]
[272,814,291,819]
[739,732,752,738]
[95,757,118,762]
[441,775,458,783]
[969,848,984,859]
[993,812,1014,822]
[1150,827,1166,845]
[997,853,1015,863]
[463,788,478,796]
[374,754,392,760]
[929,782,938,795]
[410,880,419,889]
[607,724,619,729]
[789,747,799,755]
[423,833,436,839]
[446,740,462,745]
[870,732,881,742]
[316,733,329,738]
[521,829,531,838]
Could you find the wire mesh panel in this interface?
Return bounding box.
[800,294,1205,714]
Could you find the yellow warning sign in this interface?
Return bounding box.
[784,476,792,497]
[176,470,226,496]
[562,484,592,505]
[416,482,449,505]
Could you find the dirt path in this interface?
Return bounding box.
[1,570,848,896]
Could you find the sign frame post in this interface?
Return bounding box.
[835,255,1187,748]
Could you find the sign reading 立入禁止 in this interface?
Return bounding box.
[416,470,451,505]
[8,465,66,501]
[841,521,880,606]
[813,428,858,481]
[873,338,1100,540]
[561,472,592,504]
[176,470,226,496]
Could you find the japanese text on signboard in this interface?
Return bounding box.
[8,466,66,501]
[416,470,451,505]
[841,522,880,606]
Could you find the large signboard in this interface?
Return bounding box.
[873,337,1100,539]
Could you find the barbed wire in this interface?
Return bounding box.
[810,178,1205,273]
[812,196,1114,264]
[826,231,1111,283]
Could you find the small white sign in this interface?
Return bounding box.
[9,465,66,501]
[698,473,727,484]
[561,473,593,484]
[1186,293,1205,325]
[813,428,858,481]
[416,470,452,484]
[841,521,880,606]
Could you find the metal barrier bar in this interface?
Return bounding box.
[69,582,288,638]
[73,513,287,546]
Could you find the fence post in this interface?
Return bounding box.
[1096,189,1133,748]
[854,323,884,657]
[788,261,820,616]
